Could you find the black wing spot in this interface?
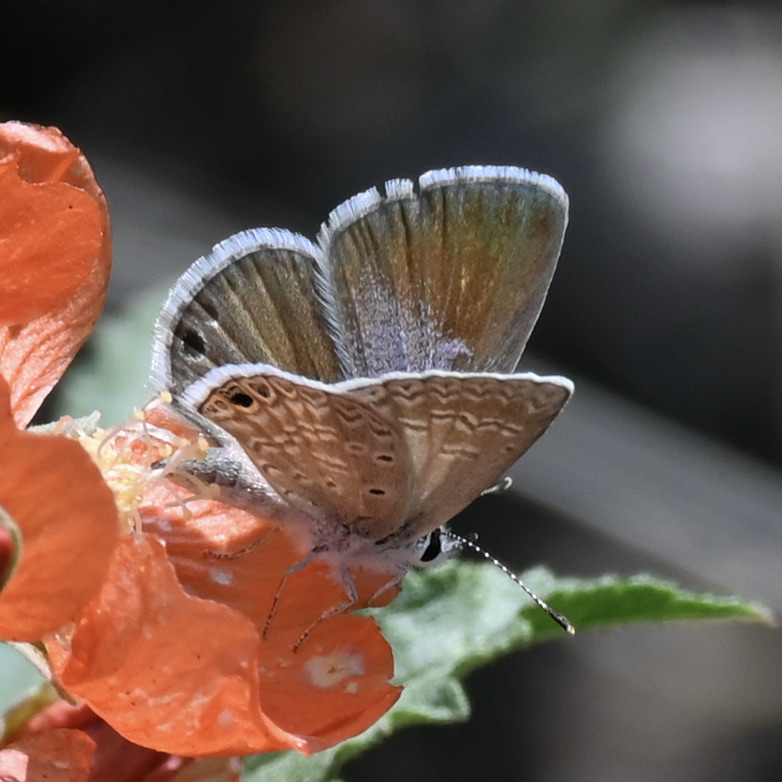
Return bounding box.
[368,487,386,496]
[228,390,254,408]
[254,382,271,398]
[180,327,205,355]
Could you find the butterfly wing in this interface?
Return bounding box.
[151,228,344,397]
[344,370,573,542]
[152,167,568,394]
[185,365,416,543]
[185,365,571,548]
[317,166,568,377]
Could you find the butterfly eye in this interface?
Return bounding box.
[418,528,444,563]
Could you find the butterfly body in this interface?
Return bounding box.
[152,165,572,574]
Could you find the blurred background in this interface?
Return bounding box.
[3,1,782,779]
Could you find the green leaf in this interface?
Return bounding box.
[0,643,48,719]
[242,562,770,781]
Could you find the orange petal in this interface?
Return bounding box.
[85,716,187,782]
[9,700,97,738]
[142,487,399,635]
[0,121,111,426]
[0,124,106,325]
[167,757,242,782]
[0,728,95,782]
[254,555,400,751]
[143,493,312,635]
[0,377,119,640]
[46,534,296,757]
[10,701,191,782]
[143,491,401,752]
[259,611,400,752]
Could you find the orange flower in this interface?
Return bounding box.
[0,121,111,427]
[0,726,95,782]
[0,122,118,640]
[0,699,242,781]
[45,415,401,756]
[0,378,118,640]
[0,120,401,762]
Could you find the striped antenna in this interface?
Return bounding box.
[451,530,575,635]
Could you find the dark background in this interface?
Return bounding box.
[4,2,782,779]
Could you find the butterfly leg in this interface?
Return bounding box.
[166,443,282,514]
[291,564,409,652]
[203,529,272,560]
[262,552,323,643]
[290,565,360,653]
[363,567,406,608]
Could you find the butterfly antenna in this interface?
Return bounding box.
[452,532,575,635]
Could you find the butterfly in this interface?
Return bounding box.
[150,165,572,614]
